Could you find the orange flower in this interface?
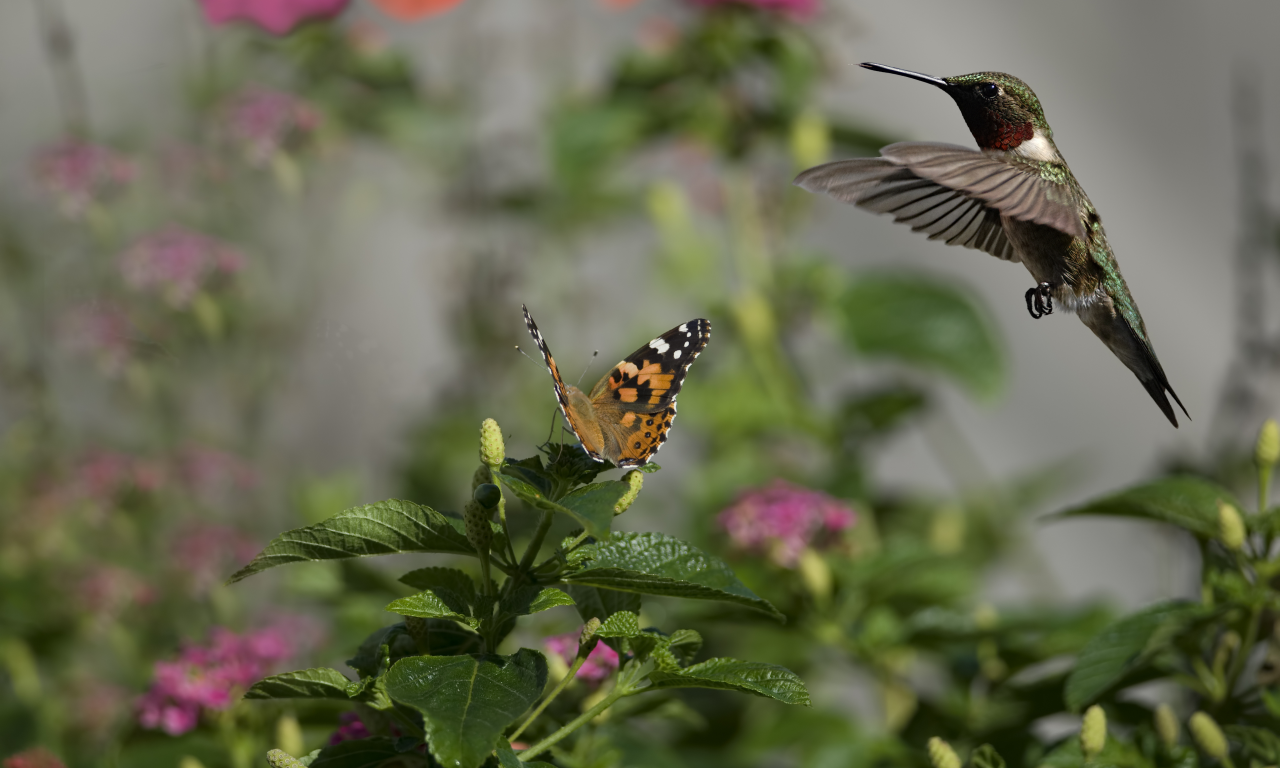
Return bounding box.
[368,0,465,21]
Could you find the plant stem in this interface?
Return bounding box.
[508,653,589,743]
[490,468,519,566]
[1225,603,1261,699]
[518,683,623,762]
[519,510,555,574]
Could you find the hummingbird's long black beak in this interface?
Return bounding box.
[861,62,950,90]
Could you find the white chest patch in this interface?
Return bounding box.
[1013,131,1061,163]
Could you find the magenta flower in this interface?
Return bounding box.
[138,626,295,735]
[33,141,133,218]
[198,0,351,35]
[61,303,133,375]
[545,631,621,683]
[224,87,320,166]
[3,748,66,768]
[329,711,371,745]
[687,0,818,19]
[718,479,855,567]
[119,227,244,307]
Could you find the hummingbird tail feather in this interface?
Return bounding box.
[1126,323,1189,428]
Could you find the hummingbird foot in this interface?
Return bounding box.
[1025,282,1056,319]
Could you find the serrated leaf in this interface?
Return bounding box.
[384,650,547,768]
[1064,600,1203,711]
[499,474,611,538]
[347,624,411,679]
[399,568,478,605]
[1051,476,1239,540]
[229,500,475,583]
[559,481,630,538]
[597,611,642,638]
[307,738,411,768]
[562,532,783,621]
[502,586,575,616]
[565,585,641,623]
[405,618,484,657]
[838,271,1004,399]
[387,591,471,623]
[245,668,353,700]
[636,463,661,474]
[647,658,810,705]
[666,629,702,667]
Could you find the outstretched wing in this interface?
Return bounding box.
[794,141,1085,259]
[591,319,711,468]
[522,304,574,419]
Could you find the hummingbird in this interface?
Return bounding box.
[794,63,1187,427]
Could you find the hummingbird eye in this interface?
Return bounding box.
[978,82,999,99]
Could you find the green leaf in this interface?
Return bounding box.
[647,658,810,705]
[383,649,547,768]
[494,742,554,768]
[565,585,641,623]
[838,271,1004,399]
[307,738,413,768]
[244,668,353,700]
[969,745,1007,768]
[229,500,475,582]
[597,611,642,638]
[1051,476,1239,540]
[347,624,411,679]
[559,481,630,537]
[498,474,613,538]
[405,618,484,657]
[387,591,471,623]
[501,586,575,616]
[562,532,783,621]
[399,568,478,604]
[1064,600,1204,711]
[1226,725,1280,763]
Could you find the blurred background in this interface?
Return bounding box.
[2,1,1280,767]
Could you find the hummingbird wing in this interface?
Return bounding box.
[794,142,1086,253]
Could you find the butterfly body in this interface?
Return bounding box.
[523,306,710,468]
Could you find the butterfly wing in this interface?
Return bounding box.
[523,305,604,458]
[589,319,711,468]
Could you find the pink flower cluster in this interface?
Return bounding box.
[224,88,320,166]
[199,0,350,35]
[171,522,261,595]
[718,479,855,567]
[138,626,294,735]
[687,0,819,19]
[61,304,133,375]
[328,711,371,745]
[33,141,134,218]
[545,631,620,683]
[77,564,158,619]
[119,227,245,307]
[75,451,165,499]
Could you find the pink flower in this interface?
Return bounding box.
[328,711,371,745]
[138,625,296,735]
[119,227,244,307]
[718,479,855,567]
[33,141,133,218]
[72,451,167,500]
[61,303,133,375]
[198,0,351,35]
[170,523,260,595]
[3,748,66,768]
[687,0,818,20]
[179,446,258,496]
[224,87,320,166]
[77,564,157,619]
[545,631,621,683]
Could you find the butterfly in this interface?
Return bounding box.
[522,305,711,468]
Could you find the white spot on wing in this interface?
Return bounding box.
[678,323,688,332]
[649,337,670,354]
[673,350,682,359]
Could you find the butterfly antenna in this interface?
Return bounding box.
[576,351,599,387]
[514,344,541,366]
[544,407,559,445]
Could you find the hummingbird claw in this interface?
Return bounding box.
[1025,282,1055,319]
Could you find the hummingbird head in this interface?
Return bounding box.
[863,63,1056,158]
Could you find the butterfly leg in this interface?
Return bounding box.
[1024,282,1055,319]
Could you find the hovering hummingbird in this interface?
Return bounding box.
[795,63,1187,427]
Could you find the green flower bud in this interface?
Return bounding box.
[1188,711,1228,761]
[266,751,305,768]
[926,737,961,768]
[1258,419,1280,469]
[580,617,602,646]
[276,714,304,759]
[1154,704,1180,748]
[789,107,831,170]
[797,548,832,601]
[1081,704,1107,759]
[471,464,490,494]
[464,499,493,555]
[1217,500,1245,551]
[615,470,643,516]
[179,757,207,768]
[474,483,502,510]
[479,418,504,470]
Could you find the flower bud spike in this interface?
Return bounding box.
[471,464,490,493]
[1258,418,1279,510]
[926,737,960,768]
[1217,500,1245,552]
[1081,704,1107,759]
[266,751,305,768]
[480,418,505,471]
[464,499,493,556]
[1154,704,1180,749]
[1188,711,1228,761]
[615,470,643,516]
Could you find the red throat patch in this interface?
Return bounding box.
[976,113,1034,151]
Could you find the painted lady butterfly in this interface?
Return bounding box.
[522,305,711,468]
